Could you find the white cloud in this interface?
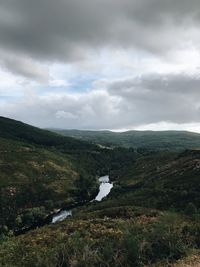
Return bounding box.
[55,110,78,119]
[135,122,200,133]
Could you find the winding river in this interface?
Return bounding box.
[52,175,113,223]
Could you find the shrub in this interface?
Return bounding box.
[184,202,198,217]
[145,213,188,263]
[123,225,142,266]
[124,234,140,266]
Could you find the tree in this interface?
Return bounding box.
[75,174,96,201]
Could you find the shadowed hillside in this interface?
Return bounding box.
[0,117,102,234]
[0,116,96,150]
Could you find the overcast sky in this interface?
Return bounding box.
[0,0,200,132]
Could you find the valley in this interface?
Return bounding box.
[0,117,200,267]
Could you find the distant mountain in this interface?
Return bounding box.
[49,128,200,151]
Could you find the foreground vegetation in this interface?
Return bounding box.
[1,209,200,267]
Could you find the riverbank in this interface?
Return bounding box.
[52,175,113,223]
[14,175,113,235]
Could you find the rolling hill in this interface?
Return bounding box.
[50,129,200,150]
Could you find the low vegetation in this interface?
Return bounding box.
[1,210,200,266]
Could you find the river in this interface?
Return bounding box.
[52,175,113,223]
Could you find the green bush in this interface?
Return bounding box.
[145,213,188,263]
[124,233,140,266]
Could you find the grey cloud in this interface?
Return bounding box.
[109,74,200,96]
[0,52,49,82]
[0,0,200,65]
[108,74,200,125]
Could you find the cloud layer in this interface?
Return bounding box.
[0,0,200,131]
[1,73,200,130]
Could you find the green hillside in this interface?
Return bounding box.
[0,116,96,151]
[86,149,200,214]
[0,117,101,234]
[51,128,200,150]
[1,148,200,267]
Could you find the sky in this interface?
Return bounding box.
[0,0,200,132]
